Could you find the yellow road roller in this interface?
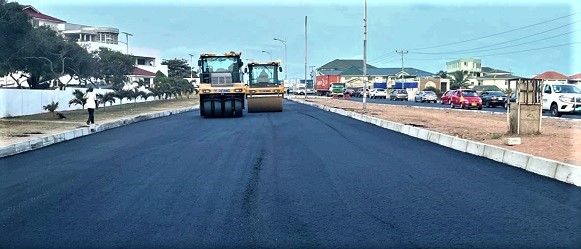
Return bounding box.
[244,61,284,112]
[198,52,246,118]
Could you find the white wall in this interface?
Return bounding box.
[0,88,154,118]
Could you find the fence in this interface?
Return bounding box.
[0,88,153,118]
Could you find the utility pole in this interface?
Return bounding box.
[362,0,368,111]
[304,15,308,99]
[395,50,408,90]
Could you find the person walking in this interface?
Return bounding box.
[84,87,97,125]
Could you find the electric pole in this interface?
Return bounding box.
[396,50,408,90]
[362,0,368,111]
[304,15,308,99]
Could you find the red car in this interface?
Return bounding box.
[440,90,456,104]
[450,89,482,110]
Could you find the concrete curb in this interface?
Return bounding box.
[290,98,581,187]
[0,105,199,158]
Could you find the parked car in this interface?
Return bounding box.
[355,88,370,98]
[414,91,438,103]
[343,88,355,96]
[440,90,457,104]
[503,92,517,109]
[370,88,387,99]
[450,89,482,110]
[389,89,408,101]
[480,91,506,108]
[541,83,581,117]
[306,88,316,94]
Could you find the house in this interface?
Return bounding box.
[22,5,65,30]
[127,68,157,89]
[446,58,482,77]
[532,71,568,84]
[475,66,519,91]
[568,73,581,87]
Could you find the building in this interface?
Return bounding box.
[446,58,482,77]
[317,59,443,90]
[476,66,519,91]
[23,5,65,30]
[532,71,568,84]
[568,73,581,86]
[2,5,168,88]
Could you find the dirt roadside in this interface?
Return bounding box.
[0,97,200,147]
[305,98,580,166]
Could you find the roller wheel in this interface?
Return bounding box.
[203,101,212,118]
[224,100,233,117]
[234,100,243,117]
[212,100,223,117]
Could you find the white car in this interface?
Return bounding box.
[370,88,387,99]
[542,83,581,117]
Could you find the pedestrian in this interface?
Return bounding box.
[84,87,97,125]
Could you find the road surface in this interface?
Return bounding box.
[1,100,580,248]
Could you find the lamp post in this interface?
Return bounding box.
[188,53,195,78]
[261,50,272,61]
[273,37,287,82]
[120,31,133,54]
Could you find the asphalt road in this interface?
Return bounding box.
[346,96,581,119]
[1,100,580,248]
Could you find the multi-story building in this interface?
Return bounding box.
[446,58,482,77]
[2,5,168,88]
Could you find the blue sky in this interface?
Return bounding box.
[19,0,581,79]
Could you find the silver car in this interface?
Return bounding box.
[389,89,408,101]
[414,91,438,103]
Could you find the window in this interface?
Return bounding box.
[137,59,146,65]
[544,85,551,94]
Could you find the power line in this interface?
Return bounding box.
[406,41,580,61]
[411,21,581,55]
[409,11,580,51]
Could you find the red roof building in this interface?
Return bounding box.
[568,73,581,80]
[532,71,568,80]
[131,67,156,77]
[22,5,65,23]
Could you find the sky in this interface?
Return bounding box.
[17,0,581,79]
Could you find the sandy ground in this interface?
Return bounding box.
[305,98,580,166]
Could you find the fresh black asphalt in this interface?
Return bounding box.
[1,100,580,248]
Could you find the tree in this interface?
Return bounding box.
[43,101,59,118]
[93,47,134,90]
[113,89,131,104]
[139,91,154,101]
[0,1,32,84]
[435,70,448,78]
[161,58,191,78]
[96,92,116,108]
[450,71,471,90]
[69,89,86,108]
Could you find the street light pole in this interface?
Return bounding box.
[273,37,287,83]
[188,53,195,78]
[261,50,272,61]
[121,31,133,54]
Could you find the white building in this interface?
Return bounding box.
[1,5,168,88]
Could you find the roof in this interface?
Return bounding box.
[533,71,568,80]
[568,73,581,80]
[482,67,511,74]
[340,66,363,75]
[22,5,65,23]
[131,67,156,77]
[318,59,376,71]
[318,69,343,75]
[479,74,521,80]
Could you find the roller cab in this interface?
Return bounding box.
[245,61,284,113]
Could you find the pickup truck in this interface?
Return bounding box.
[542,83,581,117]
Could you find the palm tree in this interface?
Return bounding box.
[43,101,59,118]
[69,89,86,108]
[450,71,471,90]
[114,89,130,104]
[126,89,139,103]
[97,92,117,108]
[139,91,155,101]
